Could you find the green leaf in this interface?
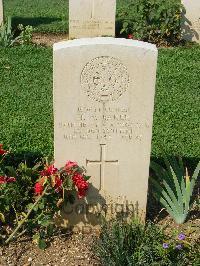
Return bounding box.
[39,201,44,210]
[161,189,180,217]
[40,219,51,227]
[170,166,183,213]
[5,166,17,177]
[32,233,40,242]
[190,161,200,195]
[0,212,5,223]
[38,239,47,250]
[169,157,184,183]
[47,224,54,236]
[33,205,39,212]
[123,22,128,28]
[180,176,188,211]
[162,180,181,212]
[84,175,90,181]
[27,203,34,211]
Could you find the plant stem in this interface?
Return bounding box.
[5,186,48,244]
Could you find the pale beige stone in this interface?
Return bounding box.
[0,0,3,26]
[53,38,158,227]
[69,0,116,39]
[182,0,200,43]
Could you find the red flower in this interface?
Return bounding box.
[34,182,44,195]
[78,189,87,199]
[0,144,7,155]
[72,173,89,198]
[6,177,16,183]
[0,176,16,184]
[54,176,63,193]
[0,176,6,184]
[128,34,133,39]
[65,161,78,173]
[40,164,58,177]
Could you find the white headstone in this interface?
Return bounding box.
[53,38,158,226]
[69,0,116,39]
[0,0,3,25]
[182,0,200,43]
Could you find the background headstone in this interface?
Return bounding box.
[0,0,3,25]
[182,0,200,43]
[69,0,116,39]
[53,38,158,227]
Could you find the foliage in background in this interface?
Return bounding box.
[4,0,68,33]
[117,0,183,46]
[0,46,199,159]
[150,157,200,224]
[4,0,185,46]
[94,218,199,266]
[0,145,90,249]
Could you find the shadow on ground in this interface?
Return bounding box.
[3,151,44,168]
[11,16,62,28]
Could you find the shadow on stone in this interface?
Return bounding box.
[58,184,106,230]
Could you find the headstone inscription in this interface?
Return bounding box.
[182,0,200,43]
[69,0,116,39]
[53,38,158,226]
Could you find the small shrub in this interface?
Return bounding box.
[17,24,33,45]
[0,144,90,248]
[0,16,33,47]
[117,0,183,46]
[94,218,199,265]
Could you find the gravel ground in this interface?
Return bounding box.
[1,214,199,266]
[32,33,68,47]
[0,232,100,266]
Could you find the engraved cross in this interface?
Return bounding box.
[86,144,118,191]
[90,0,95,19]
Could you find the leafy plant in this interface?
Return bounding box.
[117,0,183,46]
[94,218,195,266]
[150,157,200,224]
[17,24,33,45]
[0,16,20,47]
[0,16,33,47]
[0,145,90,248]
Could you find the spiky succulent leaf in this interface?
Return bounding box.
[160,189,180,217]
[162,180,181,213]
[170,166,183,208]
[190,161,200,196]
[150,158,200,224]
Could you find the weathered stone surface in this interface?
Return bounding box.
[182,0,200,43]
[53,38,158,227]
[0,0,3,25]
[69,0,116,39]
